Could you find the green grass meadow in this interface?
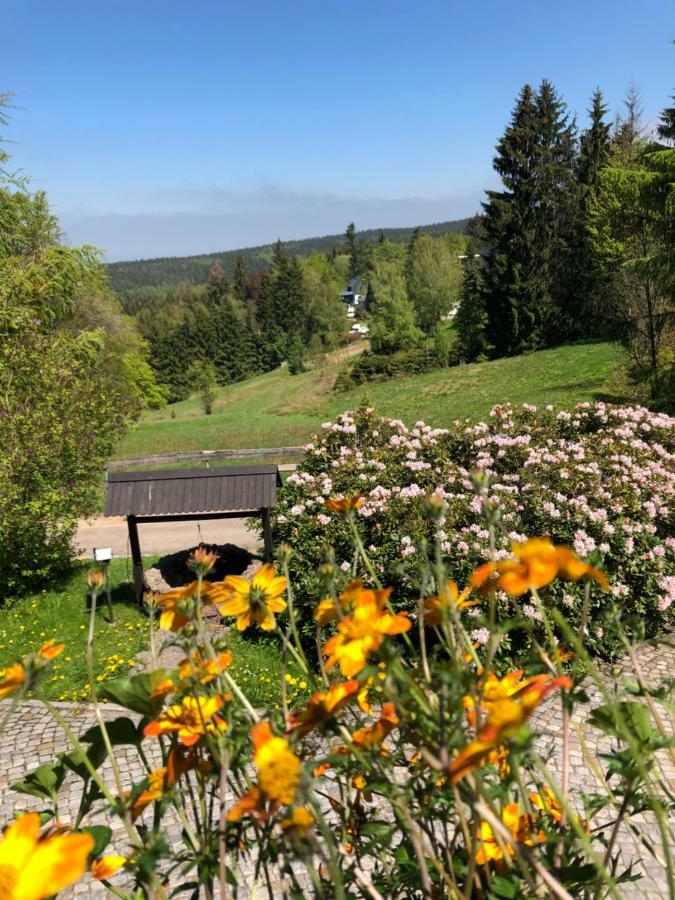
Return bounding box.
[0,558,302,706]
[116,341,627,459]
[0,558,152,702]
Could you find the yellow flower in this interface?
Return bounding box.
[287,680,361,738]
[144,695,227,746]
[178,650,233,684]
[217,564,287,631]
[529,785,563,823]
[450,674,572,784]
[314,597,340,627]
[91,855,127,880]
[423,580,479,626]
[463,669,555,727]
[323,586,410,677]
[227,723,302,822]
[157,581,199,632]
[475,803,542,866]
[127,747,202,820]
[325,495,364,514]
[253,722,301,804]
[0,663,26,700]
[0,812,94,900]
[351,702,399,750]
[128,767,166,820]
[149,678,176,700]
[470,538,608,597]
[280,806,314,838]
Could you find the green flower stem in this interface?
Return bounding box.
[86,588,136,836]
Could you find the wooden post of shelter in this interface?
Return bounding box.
[127,514,145,605]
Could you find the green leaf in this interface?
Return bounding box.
[59,742,108,780]
[80,716,144,747]
[11,762,66,800]
[82,825,112,857]
[589,701,657,743]
[96,670,171,717]
[360,822,393,839]
[490,875,518,898]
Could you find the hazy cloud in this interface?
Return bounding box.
[59,185,484,261]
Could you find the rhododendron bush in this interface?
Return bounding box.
[275,403,674,658]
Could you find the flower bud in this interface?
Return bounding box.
[87,569,106,592]
[189,546,218,577]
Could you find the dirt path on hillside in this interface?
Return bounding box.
[74,515,261,558]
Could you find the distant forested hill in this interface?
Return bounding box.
[106,219,470,294]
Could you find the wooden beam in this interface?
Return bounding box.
[132,510,261,524]
[127,515,144,606]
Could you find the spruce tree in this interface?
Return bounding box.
[482,81,576,355]
[482,84,540,356]
[563,89,612,337]
[455,258,489,361]
[345,222,368,279]
[657,93,675,142]
[233,253,249,304]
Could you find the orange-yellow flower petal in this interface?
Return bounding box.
[91,855,127,880]
[252,723,301,805]
[0,812,94,900]
[288,680,360,737]
[144,695,227,746]
[0,663,26,700]
[38,640,64,661]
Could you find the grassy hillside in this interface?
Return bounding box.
[106,218,470,294]
[115,342,627,459]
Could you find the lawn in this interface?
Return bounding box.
[116,341,627,458]
[0,559,151,702]
[0,558,307,706]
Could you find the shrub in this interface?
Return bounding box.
[275,402,674,659]
[335,346,443,391]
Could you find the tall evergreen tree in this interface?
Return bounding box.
[345,222,368,279]
[613,82,645,150]
[563,89,612,336]
[455,258,489,361]
[657,93,675,143]
[482,81,577,355]
[233,253,250,304]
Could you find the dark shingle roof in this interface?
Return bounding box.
[104,465,281,518]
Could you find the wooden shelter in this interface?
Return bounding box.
[104,464,282,604]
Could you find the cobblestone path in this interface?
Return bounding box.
[1,634,673,898]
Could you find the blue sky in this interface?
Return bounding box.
[3,0,673,260]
